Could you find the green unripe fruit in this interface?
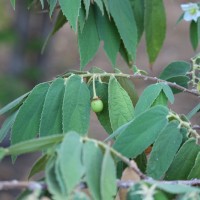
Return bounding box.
[91,98,103,113]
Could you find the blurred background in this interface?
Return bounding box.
[0,0,199,199]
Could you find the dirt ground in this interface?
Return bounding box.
[0,1,199,199]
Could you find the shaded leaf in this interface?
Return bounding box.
[0,148,7,161]
[130,0,145,42]
[146,122,182,179]
[94,0,104,15]
[165,138,200,180]
[116,77,138,106]
[10,0,15,9]
[83,141,103,200]
[40,78,64,137]
[11,83,49,145]
[8,134,63,156]
[59,0,81,31]
[188,152,200,179]
[108,0,137,60]
[144,0,166,64]
[187,103,200,119]
[89,81,113,134]
[59,132,84,193]
[0,111,18,142]
[0,92,29,116]
[49,0,57,17]
[29,154,49,179]
[167,75,190,94]
[190,20,198,50]
[101,146,117,200]
[63,75,90,135]
[46,157,66,200]
[83,0,90,18]
[159,61,191,80]
[113,106,168,158]
[78,7,100,68]
[108,76,134,131]
[95,6,120,66]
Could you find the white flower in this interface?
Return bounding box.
[181,3,200,22]
[134,184,157,200]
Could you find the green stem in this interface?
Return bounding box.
[92,75,98,99]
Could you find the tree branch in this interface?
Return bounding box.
[131,74,200,97]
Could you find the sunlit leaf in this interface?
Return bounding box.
[113,106,168,158]
[108,76,134,131]
[63,75,90,135]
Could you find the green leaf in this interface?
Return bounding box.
[102,0,109,16]
[72,192,90,200]
[127,183,144,200]
[59,0,81,31]
[28,154,49,179]
[78,7,100,68]
[190,20,198,50]
[188,152,200,179]
[119,42,134,66]
[8,134,63,156]
[113,106,168,158]
[144,0,166,64]
[101,146,117,200]
[94,0,104,15]
[159,61,191,80]
[116,77,138,106]
[95,6,120,66]
[89,81,113,134]
[187,103,200,119]
[165,138,200,180]
[108,0,137,60]
[52,11,67,35]
[55,154,67,195]
[63,75,90,135]
[0,148,7,161]
[49,0,57,17]
[130,0,145,42]
[108,76,134,131]
[46,158,66,200]
[0,92,29,116]
[42,11,67,53]
[59,132,84,193]
[0,111,18,142]
[78,4,86,32]
[11,83,49,145]
[167,75,190,94]
[83,141,103,200]
[134,83,163,116]
[151,181,200,194]
[161,83,174,104]
[40,0,44,9]
[146,121,182,179]
[40,78,64,137]
[10,0,15,9]
[151,91,168,107]
[83,0,90,18]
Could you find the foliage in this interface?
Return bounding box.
[0,0,200,199]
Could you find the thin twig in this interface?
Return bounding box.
[72,72,200,97]
[131,74,200,97]
[0,180,46,191]
[193,125,200,130]
[1,178,200,191]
